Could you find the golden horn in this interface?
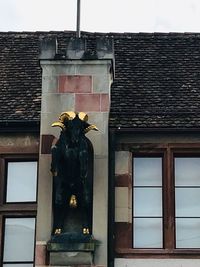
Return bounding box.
[84,124,99,134]
[51,121,65,130]
[59,111,76,122]
[78,112,88,122]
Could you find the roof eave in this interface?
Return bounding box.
[0,120,40,133]
[109,127,200,134]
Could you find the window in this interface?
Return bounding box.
[175,157,200,248]
[132,146,200,254]
[0,156,38,266]
[133,157,163,248]
[6,161,37,203]
[3,218,36,264]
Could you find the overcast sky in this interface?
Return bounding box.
[1,0,200,33]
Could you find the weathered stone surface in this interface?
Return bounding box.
[66,38,86,59]
[39,37,57,60]
[115,151,130,175]
[96,38,114,59]
[58,75,92,93]
[50,251,93,266]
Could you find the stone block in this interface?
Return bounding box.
[67,38,86,59]
[50,251,93,266]
[75,62,109,76]
[39,37,57,60]
[96,38,114,59]
[35,242,47,265]
[93,75,110,93]
[41,93,75,114]
[115,207,129,222]
[41,134,55,154]
[58,75,92,93]
[36,154,52,241]
[115,151,130,175]
[101,94,110,112]
[115,187,129,208]
[42,76,58,93]
[115,222,132,249]
[54,63,76,76]
[92,157,108,266]
[75,94,101,112]
[115,174,132,187]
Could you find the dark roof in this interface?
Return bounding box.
[1,31,200,129]
[111,32,200,129]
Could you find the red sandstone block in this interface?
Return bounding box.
[58,75,92,93]
[75,94,100,112]
[41,135,55,154]
[115,222,132,249]
[35,244,46,265]
[101,94,109,112]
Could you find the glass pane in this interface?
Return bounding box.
[176,188,200,217]
[3,218,35,262]
[134,218,163,248]
[175,158,200,186]
[4,265,33,267]
[134,188,162,216]
[6,161,37,202]
[176,218,200,248]
[134,157,162,186]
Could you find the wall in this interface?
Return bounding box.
[0,133,39,152]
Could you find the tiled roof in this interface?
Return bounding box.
[1,31,200,129]
[0,32,42,122]
[110,33,200,129]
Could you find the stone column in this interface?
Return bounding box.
[35,37,114,267]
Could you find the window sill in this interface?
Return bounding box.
[115,248,200,258]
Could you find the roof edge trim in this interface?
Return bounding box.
[109,127,200,134]
[0,121,40,133]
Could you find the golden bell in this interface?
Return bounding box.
[69,194,77,208]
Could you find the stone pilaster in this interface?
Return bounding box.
[36,37,114,266]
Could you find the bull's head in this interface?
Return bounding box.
[52,111,98,144]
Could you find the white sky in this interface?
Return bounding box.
[1,0,200,33]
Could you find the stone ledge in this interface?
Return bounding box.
[50,251,93,266]
[47,241,96,252]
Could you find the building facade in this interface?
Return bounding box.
[1,31,200,267]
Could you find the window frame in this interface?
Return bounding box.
[132,153,164,249]
[0,154,38,266]
[116,143,200,258]
[5,159,38,204]
[2,215,37,266]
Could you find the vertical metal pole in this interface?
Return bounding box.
[76,0,81,38]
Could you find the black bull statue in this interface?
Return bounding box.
[50,111,98,235]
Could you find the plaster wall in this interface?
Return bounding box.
[36,59,113,266]
[115,258,200,267]
[0,133,39,149]
[116,132,200,144]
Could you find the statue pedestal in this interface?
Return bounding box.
[47,233,99,266]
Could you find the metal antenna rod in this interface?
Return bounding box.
[76,0,81,38]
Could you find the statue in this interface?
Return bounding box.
[50,111,98,236]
